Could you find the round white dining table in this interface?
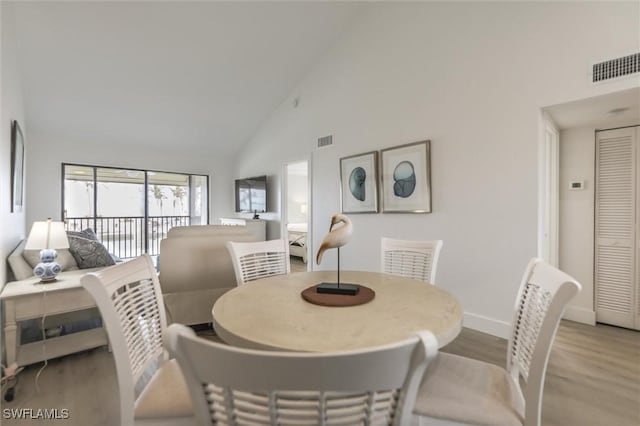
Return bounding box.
[212,270,463,352]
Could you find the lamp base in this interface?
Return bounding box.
[33,249,62,283]
[316,282,360,295]
[33,262,61,283]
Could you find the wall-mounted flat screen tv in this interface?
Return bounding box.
[235,175,267,213]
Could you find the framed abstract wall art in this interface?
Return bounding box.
[381,140,431,213]
[340,151,379,213]
[10,120,24,213]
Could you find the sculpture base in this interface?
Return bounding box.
[302,284,375,307]
[316,282,360,295]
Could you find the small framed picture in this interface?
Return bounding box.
[381,140,431,213]
[340,151,379,213]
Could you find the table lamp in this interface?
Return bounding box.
[25,218,69,283]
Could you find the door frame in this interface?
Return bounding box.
[538,113,560,267]
[281,157,312,271]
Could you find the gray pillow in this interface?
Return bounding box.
[67,228,98,241]
[68,235,116,269]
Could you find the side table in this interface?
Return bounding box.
[1,269,108,367]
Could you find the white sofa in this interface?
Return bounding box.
[158,222,264,326]
[7,222,265,329]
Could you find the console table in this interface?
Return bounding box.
[0,270,108,367]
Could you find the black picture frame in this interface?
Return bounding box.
[10,120,24,213]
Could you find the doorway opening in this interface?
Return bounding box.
[283,160,311,272]
[540,87,640,327]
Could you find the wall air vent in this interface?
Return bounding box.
[592,53,639,83]
[317,135,333,148]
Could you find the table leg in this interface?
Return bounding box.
[4,301,17,367]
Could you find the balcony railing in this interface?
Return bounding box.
[65,216,190,259]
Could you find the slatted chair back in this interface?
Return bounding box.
[227,239,291,286]
[507,258,581,426]
[165,323,438,426]
[81,254,168,425]
[381,237,443,284]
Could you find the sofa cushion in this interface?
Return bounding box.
[8,241,34,281]
[67,235,116,269]
[23,248,79,272]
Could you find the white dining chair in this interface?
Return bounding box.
[413,258,581,426]
[227,239,290,286]
[381,237,443,284]
[81,254,194,426]
[165,322,439,426]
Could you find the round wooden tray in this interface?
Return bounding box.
[301,284,375,307]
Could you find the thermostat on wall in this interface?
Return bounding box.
[569,180,585,190]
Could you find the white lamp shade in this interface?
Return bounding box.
[25,221,69,250]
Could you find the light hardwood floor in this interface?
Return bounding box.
[290,256,307,272]
[2,321,638,426]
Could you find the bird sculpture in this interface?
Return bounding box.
[316,213,353,265]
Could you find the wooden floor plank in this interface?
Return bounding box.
[290,256,307,273]
[2,320,638,426]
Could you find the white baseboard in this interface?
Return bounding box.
[463,306,596,339]
[463,312,511,339]
[563,305,596,325]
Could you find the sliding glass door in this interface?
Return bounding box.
[63,164,208,259]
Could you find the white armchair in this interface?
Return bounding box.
[227,239,290,286]
[166,322,438,426]
[81,255,194,425]
[381,237,443,284]
[413,258,581,426]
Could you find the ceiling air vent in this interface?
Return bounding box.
[317,135,333,148]
[592,52,639,83]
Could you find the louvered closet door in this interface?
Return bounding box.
[595,127,637,329]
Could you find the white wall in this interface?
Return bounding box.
[234,2,639,337]
[1,2,27,288]
[25,130,234,232]
[559,127,596,324]
[287,169,308,224]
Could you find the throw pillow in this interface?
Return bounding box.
[67,235,116,269]
[23,248,79,271]
[66,228,98,241]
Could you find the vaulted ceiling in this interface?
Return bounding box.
[9,1,365,156]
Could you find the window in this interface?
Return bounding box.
[62,164,209,259]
